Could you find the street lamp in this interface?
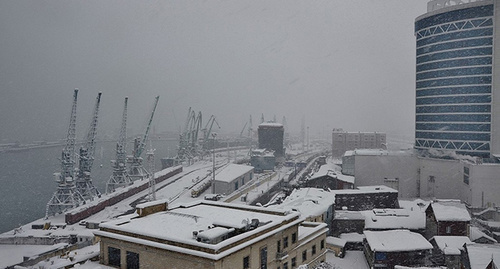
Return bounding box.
[211,132,217,194]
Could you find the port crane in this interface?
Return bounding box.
[201,115,220,152]
[177,107,202,162]
[46,89,86,217]
[128,96,160,181]
[106,97,132,193]
[75,92,102,200]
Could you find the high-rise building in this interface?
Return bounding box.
[414,0,499,159]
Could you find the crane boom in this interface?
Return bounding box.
[134,96,159,158]
[106,97,132,193]
[76,92,102,199]
[46,89,85,217]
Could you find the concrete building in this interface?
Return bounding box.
[213,163,254,195]
[258,122,284,158]
[95,200,328,269]
[415,0,500,159]
[342,149,500,207]
[332,129,386,157]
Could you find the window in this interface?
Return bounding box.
[375,252,387,261]
[446,225,452,234]
[291,232,297,244]
[312,245,317,255]
[320,239,325,250]
[428,175,435,183]
[302,250,307,262]
[243,256,250,269]
[260,246,267,269]
[464,167,470,185]
[283,262,289,269]
[108,247,121,267]
[291,257,296,268]
[277,240,281,252]
[235,181,239,190]
[283,236,289,248]
[126,251,139,269]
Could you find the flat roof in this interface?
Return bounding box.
[364,230,432,252]
[97,200,299,251]
[215,163,254,183]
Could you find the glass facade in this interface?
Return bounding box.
[414,3,494,158]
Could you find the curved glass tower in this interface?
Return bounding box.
[414,0,499,158]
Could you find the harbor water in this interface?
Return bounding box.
[0,139,177,233]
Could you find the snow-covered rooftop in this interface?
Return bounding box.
[339,232,365,242]
[364,230,433,252]
[215,163,254,183]
[97,200,300,252]
[364,207,426,230]
[270,188,335,218]
[343,149,413,157]
[258,122,283,127]
[431,236,472,255]
[470,226,497,243]
[466,244,500,269]
[309,159,355,184]
[326,236,346,247]
[430,200,471,222]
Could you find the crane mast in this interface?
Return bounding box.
[129,96,159,181]
[46,89,85,217]
[76,92,102,200]
[106,97,132,193]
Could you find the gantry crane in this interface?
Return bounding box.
[128,96,160,181]
[177,107,202,161]
[46,89,86,217]
[75,92,102,200]
[106,97,132,193]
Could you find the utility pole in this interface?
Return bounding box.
[211,133,217,194]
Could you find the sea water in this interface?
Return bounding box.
[0,139,177,233]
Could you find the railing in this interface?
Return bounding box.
[427,0,488,12]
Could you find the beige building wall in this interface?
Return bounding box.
[99,222,327,269]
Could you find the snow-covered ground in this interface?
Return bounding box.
[0,146,329,268]
[327,250,370,269]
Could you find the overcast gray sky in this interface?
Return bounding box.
[0,0,427,143]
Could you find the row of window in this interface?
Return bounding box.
[416,66,491,81]
[416,94,491,105]
[416,76,491,90]
[277,240,325,269]
[417,56,491,73]
[416,104,490,114]
[417,46,492,65]
[417,36,492,56]
[416,131,490,141]
[416,114,490,123]
[416,85,491,97]
[108,247,139,269]
[416,123,490,132]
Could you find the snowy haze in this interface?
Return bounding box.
[0,0,426,142]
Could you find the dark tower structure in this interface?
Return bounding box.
[258,122,284,157]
